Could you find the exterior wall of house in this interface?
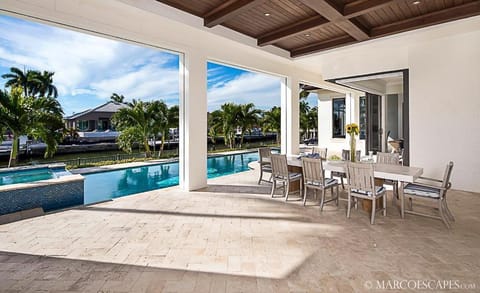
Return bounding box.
[317,93,366,159]
[296,16,480,192]
[65,112,116,131]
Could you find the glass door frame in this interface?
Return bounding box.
[327,69,410,165]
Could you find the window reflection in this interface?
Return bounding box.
[332,98,346,138]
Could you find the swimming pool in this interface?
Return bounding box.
[0,164,83,216]
[84,151,259,204]
[0,165,71,186]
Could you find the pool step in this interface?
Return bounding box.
[0,207,45,225]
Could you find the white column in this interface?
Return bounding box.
[346,92,354,125]
[280,79,288,154]
[179,51,207,191]
[281,76,300,155]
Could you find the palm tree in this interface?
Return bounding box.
[63,127,79,143]
[112,99,169,157]
[2,67,40,97]
[165,105,179,151]
[300,89,311,99]
[110,93,126,104]
[262,106,281,144]
[0,87,64,167]
[219,103,242,149]
[299,100,311,140]
[238,103,260,147]
[208,110,222,149]
[167,105,179,130]
[35,71,58,98]
[151,101,169,158]
[307,106,318,140]
[2,67,58,99]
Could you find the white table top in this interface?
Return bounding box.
[285,155,423,183]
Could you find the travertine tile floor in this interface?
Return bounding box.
[0,167,479,292]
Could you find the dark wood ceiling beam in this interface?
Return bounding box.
[335,18,369,41]
[299,0,344,21]
[370,2,480,38]
[291,2,480,58]
[299,0,369,41]
[257,16,329,46]
[343,0,403,18]
[204,0,266,28]
[291,35,356,58]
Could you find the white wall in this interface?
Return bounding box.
[296,16,480,192]
[317,93,366,158]
[408,30,480,192]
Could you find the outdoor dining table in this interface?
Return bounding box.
[285,155,423,218]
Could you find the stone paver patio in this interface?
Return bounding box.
[0,167,479,292]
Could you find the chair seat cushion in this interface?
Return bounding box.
[274,172,302,181]
[404,183,440,198]
[261,165,272,172]
[351,186,386,196]
[331,171,346,178]
[306,178,338,188]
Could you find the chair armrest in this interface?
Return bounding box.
[410,180,447,191]
[418,176,443,183]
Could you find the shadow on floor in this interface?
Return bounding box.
[0,250,296,292]
[76,206,314,223]
[199,184,273,195]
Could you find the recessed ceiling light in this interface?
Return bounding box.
[412,0,421,4]
[264,13,271,16]
[304,33,311,37]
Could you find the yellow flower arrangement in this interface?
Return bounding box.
[345,123,359,162]
[345,123,359,136]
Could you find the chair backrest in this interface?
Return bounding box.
[270,154,289,178]
[302,157,325,184]
[342,149,362,162]
[442,161,454,190]
[376,152,400,165]
[258,147,272,162]
[346,162,376,194]
[312,147,328,160]
[341,149,350,161]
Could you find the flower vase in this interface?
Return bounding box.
[350,133,356,162]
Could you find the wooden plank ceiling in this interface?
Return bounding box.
[156,0,480,57]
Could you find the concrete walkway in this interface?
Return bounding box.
[0,168,479,292]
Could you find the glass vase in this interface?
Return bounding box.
[350,134,356,162]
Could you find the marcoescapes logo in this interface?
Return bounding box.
[364,279,477,291]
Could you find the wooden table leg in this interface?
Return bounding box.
[399,181,405,219]
[287,166,302,192]
[362,178,385,213]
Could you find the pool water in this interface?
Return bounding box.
[0,166,72,186]
[0,168,54,186]
[84,151,259,204]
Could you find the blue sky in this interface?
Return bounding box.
[0,14,316,115]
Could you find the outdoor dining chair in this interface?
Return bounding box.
[376,152,400,198]
[257,147,272,184]
[301,157,339,210]
[331,149,361,189]
[311,147,328,160]
[345,162,387,224]
[270,154,303,201]
[403,161,454,228]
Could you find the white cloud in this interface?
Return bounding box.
[0,15,281,114]
[0,15,179,113]
[207,72,282,111]
[90,64,179,102]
